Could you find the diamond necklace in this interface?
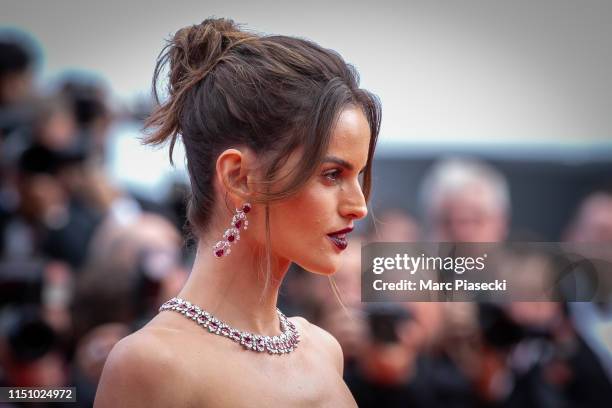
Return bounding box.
[158,297,300,354]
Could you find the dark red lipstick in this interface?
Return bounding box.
[327,227,353,251]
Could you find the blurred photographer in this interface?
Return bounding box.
[345,303,436,407]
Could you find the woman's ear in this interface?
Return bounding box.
[215,147,257,203]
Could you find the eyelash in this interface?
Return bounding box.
[323,169,342,183]
[322,168,366,186]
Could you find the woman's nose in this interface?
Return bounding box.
[350,203,368,220]
[342,184,368,220]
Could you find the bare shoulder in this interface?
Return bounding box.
[94,328,185,408]
[289,316,344,376]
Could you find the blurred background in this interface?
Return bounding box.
[1,0,611,407]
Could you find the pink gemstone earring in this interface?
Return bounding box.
[213,203,251,258]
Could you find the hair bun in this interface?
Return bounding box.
[169,18,251,93]
[142,18,254,159]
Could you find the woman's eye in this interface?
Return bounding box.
[324,169,342,182]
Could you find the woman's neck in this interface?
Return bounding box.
[176,238,292,336]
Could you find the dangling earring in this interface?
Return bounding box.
[212,203,251,258]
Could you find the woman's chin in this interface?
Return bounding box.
[300,259,341,276]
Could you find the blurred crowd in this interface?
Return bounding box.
[1,30,611,407]
[0,30,190,407]
[279,158,612,408]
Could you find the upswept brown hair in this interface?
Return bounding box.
[143,18,380,297]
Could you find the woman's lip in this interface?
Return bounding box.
[327,235,348,250]
[328,226,353,236]
[327,226,352,250]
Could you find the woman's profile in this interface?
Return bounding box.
[94,17,380,407]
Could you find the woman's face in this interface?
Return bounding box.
[266,107,371,275]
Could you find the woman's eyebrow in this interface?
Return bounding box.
[323,156,366,173]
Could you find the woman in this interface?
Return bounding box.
[94,17,380,407]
